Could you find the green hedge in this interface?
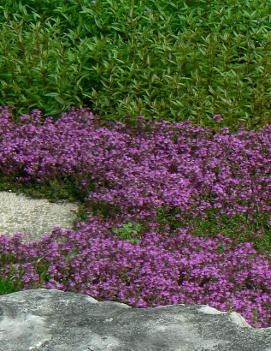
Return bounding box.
[0,0,270,131]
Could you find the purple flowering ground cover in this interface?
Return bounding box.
[0,106,270,327]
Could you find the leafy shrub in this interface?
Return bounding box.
[0,0,270,130]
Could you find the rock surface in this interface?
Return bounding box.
[0,288,270,351]
[0,191,79,243]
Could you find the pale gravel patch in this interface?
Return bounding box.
[0,191,80,243]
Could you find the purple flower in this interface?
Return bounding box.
[213,114,224,123]
[0,105,270,328]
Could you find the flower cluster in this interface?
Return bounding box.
[0,105,270,328]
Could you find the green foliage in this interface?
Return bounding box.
[0,255,51,294]
[0,255,25,294]
[111,221,143,244]
[71,203,90,225]
[0,0,270,130]
[155,205,271,255]
[0,173,91,202]
[0,276,23,295]
[189,210,271,254]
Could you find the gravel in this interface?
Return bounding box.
[0,191,80,243]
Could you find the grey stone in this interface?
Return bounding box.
[0,288,270,351]
[0,191,79,243]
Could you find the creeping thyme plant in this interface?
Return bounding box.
[0,0,270,328]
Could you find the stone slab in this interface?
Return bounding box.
[0,288,270,351]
